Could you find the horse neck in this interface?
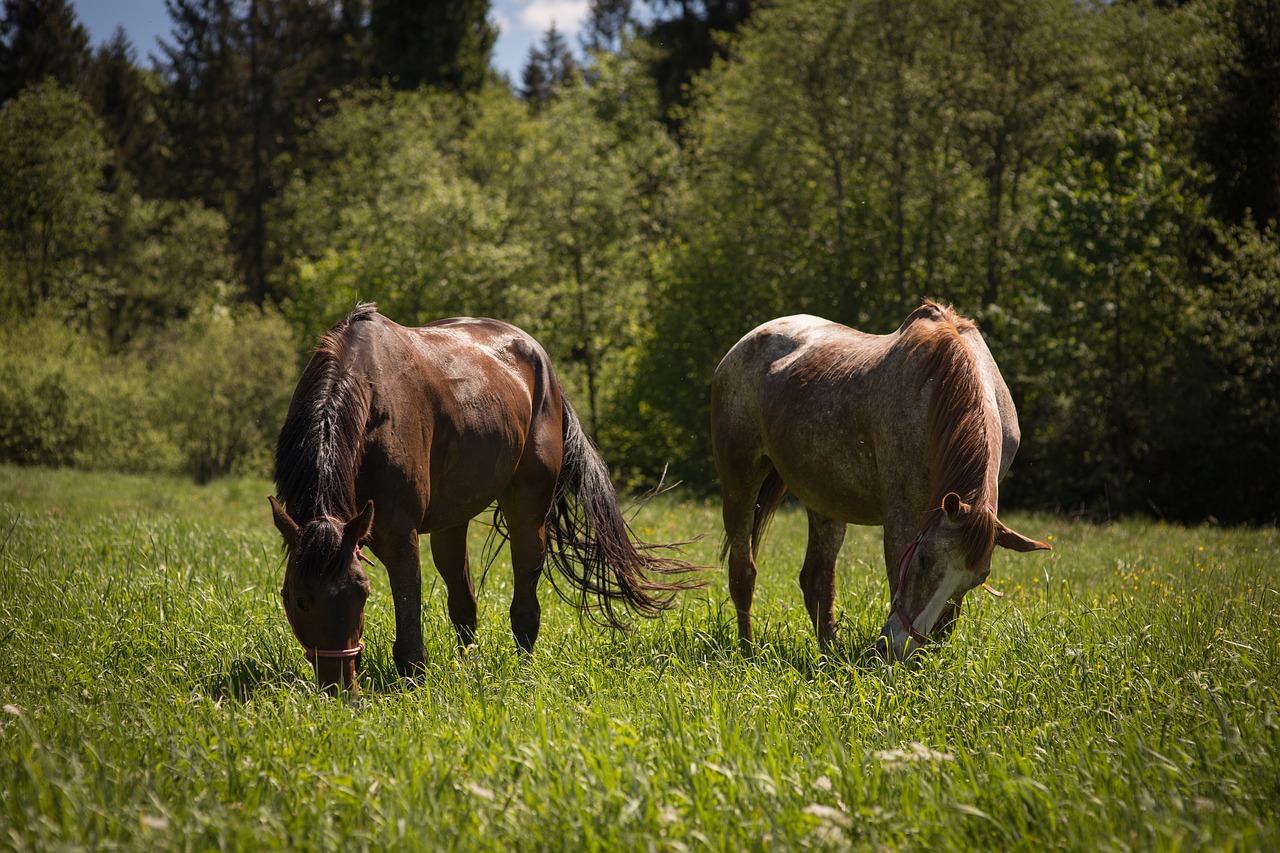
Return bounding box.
[275,328,371,524]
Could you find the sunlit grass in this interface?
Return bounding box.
[1,464,1277,849]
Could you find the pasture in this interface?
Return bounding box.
[1,464,1277,850]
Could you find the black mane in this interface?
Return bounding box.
[274,304,378,522]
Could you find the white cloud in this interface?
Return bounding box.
[517,0,589,35]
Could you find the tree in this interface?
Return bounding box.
[953,0,1092,308]
[156,0,363,304]
[0,80,109,311]
[640,0,754,127]
[1015,82,1204,514]
[583,0,634,54]
[1198,0,1280,227]
[0,0,89,103]
[81,29,162,194]
[276,87,532,336]
[521,24,578,108]
[369,0,496,93]
[1168,217,1280,522]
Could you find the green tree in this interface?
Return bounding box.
[1168,218,1280,522]
[1015,82,1205,514]
[0,80,109,311]
[369,0,496,93]
[93,196,237,347]
[521,24,578,108]
[953,0,1093,308]
[640,0,754,127]
[81,29,164,195]
[0,0,89,103]
[276,87,533,336]
[160,302,298,482]
[157,0,362,304]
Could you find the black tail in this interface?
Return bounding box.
[543,396,704,630]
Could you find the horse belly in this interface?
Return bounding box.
[762,408,884,526]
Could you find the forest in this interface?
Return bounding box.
[1,0,1277,523]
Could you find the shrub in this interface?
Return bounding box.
[158,304,299,483]
[0,314,178,472]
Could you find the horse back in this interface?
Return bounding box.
[713,315,905,523]
[350,314,563,533]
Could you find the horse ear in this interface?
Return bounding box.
[269,496,300,548]
[942,492,970,520]
[342,500,375,551]
[994,519,1051,552]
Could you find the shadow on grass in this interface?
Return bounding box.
[204,657,277,701]
[653,600,898,679]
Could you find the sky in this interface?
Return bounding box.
[74,0,590,82]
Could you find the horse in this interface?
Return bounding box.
[710,300,1049,660]
[270,304,699,693]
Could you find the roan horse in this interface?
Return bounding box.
[711,300,1049,660]
[270,304,698,693]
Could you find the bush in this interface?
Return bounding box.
[157,304,299,483]
[0,314,178,472]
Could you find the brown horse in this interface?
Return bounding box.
[711,301,1049,660]
[270,304,697,693]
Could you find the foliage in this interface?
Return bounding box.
[1012,82,1206,516]
[0,0,88,103]
[520,24,579,108]
[0,313,178,472]
[369,0,496,93]
[0,0,1278,520]
[157,302,299,483]
[1167,218,1280,523]
[0,80,109,311]
[91,195,237,348]
[0,469,1277,847]
[155,0,363,302]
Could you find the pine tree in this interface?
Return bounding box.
[0,0,90,103]
[520,24,578,108]
[156,0,364,304]
[582,0,633,54]
[369,0,496,93]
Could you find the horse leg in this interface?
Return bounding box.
[505,516,546,653]
[381,531,427,678]
[430,524,477,650]
[799,508,846,650]
[721,470,769,650]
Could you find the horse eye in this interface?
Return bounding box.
[293,596,309,612]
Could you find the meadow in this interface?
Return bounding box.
[1,464,1276,850]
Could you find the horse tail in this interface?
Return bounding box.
[543,394,703,630]
[717,467,789,564]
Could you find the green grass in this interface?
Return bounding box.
[1,464,1277,850]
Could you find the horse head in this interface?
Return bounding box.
[880,492,1049,660]
[270,496,375,695]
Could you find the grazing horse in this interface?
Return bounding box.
[711,300,1049,660]
[270,304,697,693]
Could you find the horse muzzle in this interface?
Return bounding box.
[877,611,925,661]
[306,642,364,695]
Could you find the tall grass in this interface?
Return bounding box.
[1,465,1276,850]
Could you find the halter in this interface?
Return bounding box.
[890,534,930,645]
[294,515,375,662]
[304,641,365,663]
[890,522,1006,648]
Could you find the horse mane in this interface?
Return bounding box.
[274,303,377,524]
[906,301,997,567]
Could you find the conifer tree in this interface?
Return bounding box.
[0,0,89,103]
[370,0,496,93]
